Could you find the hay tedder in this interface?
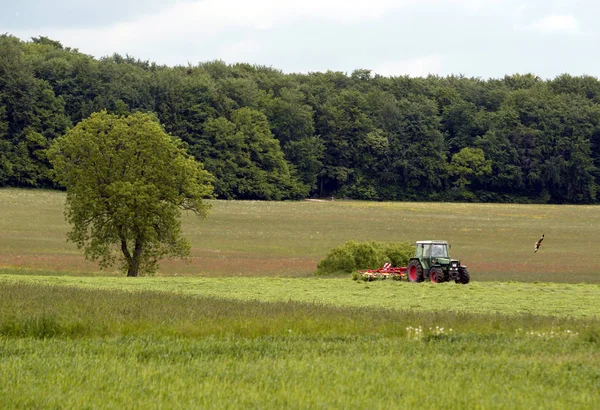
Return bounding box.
[358,262,407,281]
[358,240,470,284]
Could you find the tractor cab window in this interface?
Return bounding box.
[431,244,448,258]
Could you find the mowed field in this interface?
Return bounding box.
[1,188,599,282]
[1,188,600,408]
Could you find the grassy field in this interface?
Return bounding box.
[1,188,600,282]
[2,274,600,318]
[1,281,599,409]
[1,188,600,408]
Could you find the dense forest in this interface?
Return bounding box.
[2,34,600,203]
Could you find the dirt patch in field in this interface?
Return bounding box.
[158,250,317,277]
[0,251,318,277]
[0,254,100,273]
[2,250,597,282]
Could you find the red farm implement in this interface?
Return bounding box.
[358,263,407,281]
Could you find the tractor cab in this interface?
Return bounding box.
[415,241,450,269]
[407,240,470,284]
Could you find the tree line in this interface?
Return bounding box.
[2,34,600,203]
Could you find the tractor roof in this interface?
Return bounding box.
[415,240,449,244]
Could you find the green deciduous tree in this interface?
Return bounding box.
[449,147,492,188]
[392,96,447,197]
[317,89,374,196]
[197,107,305,199]
[0,34,70,187]
[48,111,213,276]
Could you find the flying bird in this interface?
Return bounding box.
[534,234,544,253]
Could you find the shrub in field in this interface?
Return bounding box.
[382,242,414,267]
[314,246,356,275]
[345,241,383,271]
[315,241,414,275]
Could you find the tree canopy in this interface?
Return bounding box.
[3,34,600,204]
[48,110,214,276]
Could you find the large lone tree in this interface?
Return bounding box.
[49,110,213,276]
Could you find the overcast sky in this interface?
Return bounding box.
[2,0,599,79]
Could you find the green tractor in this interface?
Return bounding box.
[406,240,470,284]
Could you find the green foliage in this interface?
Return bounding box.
[449,147,492,187]
[315,240,415,275]
[198,107,306,199]
[1,35,600,202]
[48,111,214,276]
[0,34,70,187]
[283,136,324,191]
[383,241,415,267]
[315,246,355,275]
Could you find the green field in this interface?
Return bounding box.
[1,188,600,282]
[1,281,599,409]
[1,188,600,408]
[2,275,600,318]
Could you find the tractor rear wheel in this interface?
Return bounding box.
[429,266,445,283]
[456,267,470,284]
[407,260,424,283]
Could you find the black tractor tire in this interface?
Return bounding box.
[407,260,424,283]
[456,267,470,284]
[429,266,446,283]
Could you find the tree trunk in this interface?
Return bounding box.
[121,235,143,277]
[126,263,137,277]
[127,240,143,277]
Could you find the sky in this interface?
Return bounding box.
[1,0,599,79]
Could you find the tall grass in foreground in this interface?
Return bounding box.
[3,274,600,318]
[1,283,599,409]
[2,335,599,409]
[2,282,598,339]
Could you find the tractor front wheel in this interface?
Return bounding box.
[407,260,424,283]
[429,266,445,283]
[456,267,470,284]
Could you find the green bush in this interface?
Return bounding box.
[383,242,414,267]
[315,241,415,276]
[314,246,355,275]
